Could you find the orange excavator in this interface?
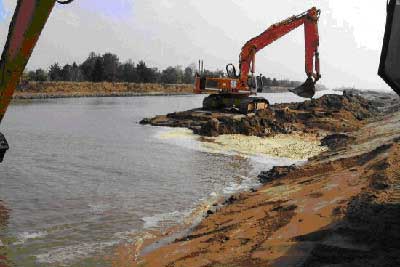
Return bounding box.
[194,7,321,113]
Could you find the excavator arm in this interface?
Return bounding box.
[0,0,74,162]
[238,7,321,96]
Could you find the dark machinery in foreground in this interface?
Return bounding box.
[194,7,321,114]
[0,0,74,162]
[0,133,8,162]
[379,0,400,95]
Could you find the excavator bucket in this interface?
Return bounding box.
[289,77,316,98]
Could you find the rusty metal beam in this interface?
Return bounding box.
[0,0,57,123]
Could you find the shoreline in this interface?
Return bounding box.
[10,81,357,101]
[109,129,318,266]
[12,81,194,100]
[12,91,193,100]
[111,90,400,267]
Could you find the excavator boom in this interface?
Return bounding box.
[0,0,56,123]
[239,7,320,95]
[0,0,74,162]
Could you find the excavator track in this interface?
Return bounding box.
[202,94,269,114]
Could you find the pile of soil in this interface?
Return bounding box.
[141,93,378,137]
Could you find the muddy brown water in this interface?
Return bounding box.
[0,91,336,266]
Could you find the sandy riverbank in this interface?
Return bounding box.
[201,133,327,160]
[13,82,193,99]
[110,90,400,267]
[159,128,327,160]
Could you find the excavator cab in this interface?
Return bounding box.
[195,61,269,114]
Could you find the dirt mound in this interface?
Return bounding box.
[141,93,379,137]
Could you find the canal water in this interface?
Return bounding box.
[0,91,335,266]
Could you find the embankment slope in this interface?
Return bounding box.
[117,91,400,267]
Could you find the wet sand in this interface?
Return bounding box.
[111,91,400,267]
[201,133,327,160]
[158,128,327,160]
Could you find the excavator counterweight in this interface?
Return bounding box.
[195,7,321,113]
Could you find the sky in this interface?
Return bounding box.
[0,0,392,90]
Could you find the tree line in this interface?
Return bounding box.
[24,52,202,84]
[25,51,304,88]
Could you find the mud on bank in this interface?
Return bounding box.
[122,91,400,267]
[141,92,379,137]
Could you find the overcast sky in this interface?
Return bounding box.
[0,0,392,90]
